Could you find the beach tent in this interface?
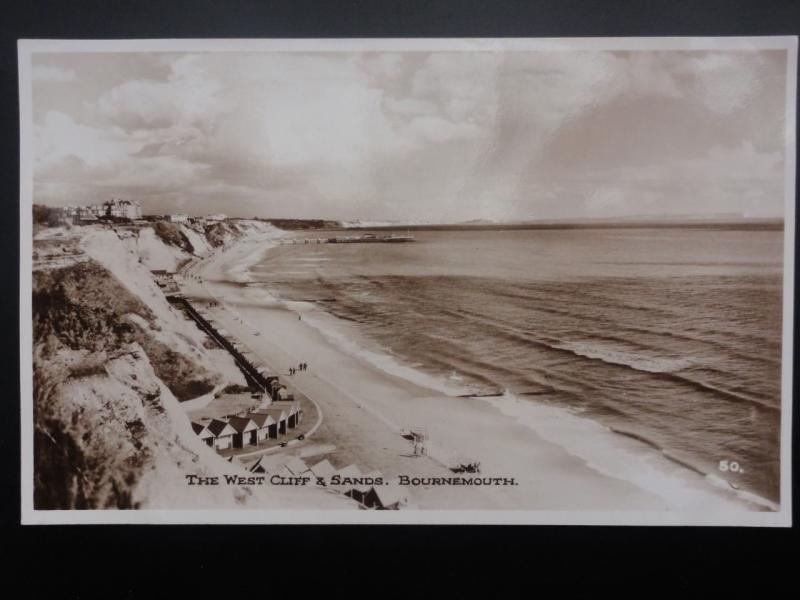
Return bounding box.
[363,484,408,510]
[308,459,336,482]
[206,419,237,451]
[276,465,295,479]
[261,408,288,436]
[347,470,383,505]
[283,457,309,477]
[246,412,277,442]
[332,464,362,495]
[191,421,215,447]
[227,416,259,448]
[249,456,268,474]
[336,464,362,480]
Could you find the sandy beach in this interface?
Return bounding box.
[178,234,760,512]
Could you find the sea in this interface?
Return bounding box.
[247,226,785,506]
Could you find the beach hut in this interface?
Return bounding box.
[206,419,237,451]
[283,457,309,477]
[191,421,215,447]
[246,412,277,442]
[227,416,259,448]
[261,408,288,436]
[308,459,336,482]
[272,400,301,428]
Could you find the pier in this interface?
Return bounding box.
[280,233,415,245]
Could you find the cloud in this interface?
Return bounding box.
[32,65,76,82]
[30,49,788,220]
[35,110,140,169]
[94,57,223,130]
[685,52,765,115]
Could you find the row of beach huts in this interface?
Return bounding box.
[192,400,303,451]
[174,296,305,452]
[170,263,410,510]
[249,456,409,510]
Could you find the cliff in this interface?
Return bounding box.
[31,221,346,510]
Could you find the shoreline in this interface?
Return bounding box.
[178,232,768,511]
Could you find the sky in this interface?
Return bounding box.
[30,48,789,221]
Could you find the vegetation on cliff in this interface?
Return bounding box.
[34,260,218,400]
[29,219,339,510]
[32,259,220,508]
[152,221,194,254]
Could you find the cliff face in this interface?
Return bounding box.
[31,221,343,510]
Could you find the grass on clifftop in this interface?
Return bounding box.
[33,259,218,400]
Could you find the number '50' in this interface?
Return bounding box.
[719,460,742,473]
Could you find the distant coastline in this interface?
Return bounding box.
[338,218,784,233]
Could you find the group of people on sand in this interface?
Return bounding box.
[289,362,308,375]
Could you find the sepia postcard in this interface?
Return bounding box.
[19,37,796,525]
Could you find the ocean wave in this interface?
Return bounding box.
[423,302,779,412]
[239,240,782,506]
[486,392,777,511]
[552,341,780,413]
[291,292,777,510]
[281,300,476,398]
[273,295,778,510]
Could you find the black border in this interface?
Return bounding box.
[2,0,798,593]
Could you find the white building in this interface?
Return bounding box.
[168,214,189,223]
[206,213,227,222]
[102,198,142,220]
